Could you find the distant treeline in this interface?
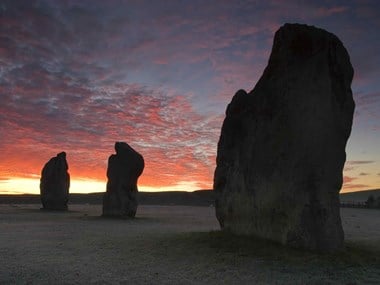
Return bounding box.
[364,194,380,209]
[0,190,215,207]
[2,191,380,209]
[340,194,380,209]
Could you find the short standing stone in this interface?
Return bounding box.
[214,23,355,252]
[40,152,70,210]
[103,142,144,217]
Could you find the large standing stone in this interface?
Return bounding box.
[40,152,70,210]
[103,142,144,217]
[214,23,355,252]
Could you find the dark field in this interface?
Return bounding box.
[0,202,379,284]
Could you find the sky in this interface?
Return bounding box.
[0,0,379,194]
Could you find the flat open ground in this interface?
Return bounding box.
[0,205,379,284]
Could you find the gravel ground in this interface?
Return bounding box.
[0,205,379,284]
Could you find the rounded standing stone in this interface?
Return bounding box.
[214,23,355,252]
[40,152,70,210]
[103,142,144,218]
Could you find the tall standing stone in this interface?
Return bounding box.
[214,23,355,252]
[40,152,70,210]
[103,142,144,218]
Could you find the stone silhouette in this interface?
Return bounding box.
[103,142,144,217]
[40,152,70,210]
[214,23,355,252]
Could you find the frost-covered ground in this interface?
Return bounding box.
[0,205,379,284]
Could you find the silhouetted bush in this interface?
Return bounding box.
[365,195,380,208]
[366,195,375,207]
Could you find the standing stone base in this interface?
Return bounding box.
[102,191,137,218]
[41,199,68,211]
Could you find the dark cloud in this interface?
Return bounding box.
[315,6,349,17]
[355,92,380,110]
[346,160,376,165]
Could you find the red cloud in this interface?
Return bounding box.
[343,184,370,190]
[0,78,221,191]
[343,176,357,184]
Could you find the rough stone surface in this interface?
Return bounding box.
[40,152,70,210]
[103,142,144,217]
[214,23,355,252]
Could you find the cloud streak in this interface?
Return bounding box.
[0,78,221,189]
[346,160,376,165]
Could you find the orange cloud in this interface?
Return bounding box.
[0,80,221,192]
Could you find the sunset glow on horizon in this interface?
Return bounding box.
[0,177,200,195]
[1,1,380,195]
